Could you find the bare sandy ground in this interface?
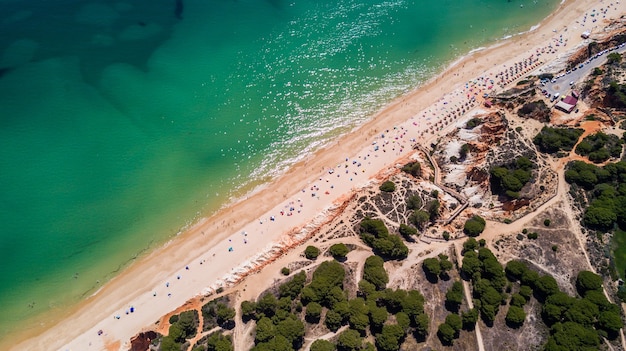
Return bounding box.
[8,1,625,350]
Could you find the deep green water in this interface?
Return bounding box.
[0,0,559,339]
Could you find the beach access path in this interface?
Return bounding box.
[9,1,625,350]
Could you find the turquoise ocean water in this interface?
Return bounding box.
[0,0,558,340]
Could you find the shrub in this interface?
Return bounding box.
[410,210,431,229]
[576,271,603,295]
[359,218,408,260]
[517,100,550,121]
[399,223,418,238]
[380,180,396,192]
[311,339,335,351]
[363,255,389,290]
[422,257,441,280]
[305,302,323,323]
[445,281,464,312]
[401,162,422,177]
[329,243,349,260]
[442,231,450,241]
[505,260,528,281]
[465,117,483,129]
[241,300,257,322]
[279,271,306,299]
[608,52,622,64]
[506,305,526,327]
[527,232,538,239]
[445,313,462,332]
[544,218,551,227]
[464,215,486,237]
[460,144,470,160]
[437,322,457,345]
[406,195,422,210]
[337,328,362,350]
[490,157,534,199]
[281,267,290,276]
[304,246,320,260]
[461,308,479,330]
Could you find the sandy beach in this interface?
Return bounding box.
[8,0,625,350]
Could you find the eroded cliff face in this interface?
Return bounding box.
[568,24,626,68]
[129,331,158,351]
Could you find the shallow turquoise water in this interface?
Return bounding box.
[0,0,558,339]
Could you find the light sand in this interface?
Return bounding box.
[9,1,625,350]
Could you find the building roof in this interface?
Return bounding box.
[563,95,578,105]
[555,100,576,113]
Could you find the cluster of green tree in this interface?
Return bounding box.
[532,126,583,154]
[241,257,428,351]
[301,261,345,306]
[574,131,623,163]
[505,260,623,350]
[463,215,486,237]
[201,298,236,331]
[160,310,200,351]
[606,81,626,108]
[252,313,305,351]
[379,181,396,193]
[191,332,234,351]
[436,254,481,345]
[437,313,463,345]
[401,162,421,177]
[465,117,483,129]
[421,253,453,282]
[363,255,389,290]
[517,100,550,121]
[359,218,408,260]
[490,156,535,199]
[461,245,508,326]
[565,160,626,231]
[351,285,429,350]
[241,280,310,350]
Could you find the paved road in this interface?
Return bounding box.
[542,43,626,100]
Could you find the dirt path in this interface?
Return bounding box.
[453,242,486,351]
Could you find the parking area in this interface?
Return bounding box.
[539,42,626,102]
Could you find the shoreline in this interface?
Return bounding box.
[9,0,623,349]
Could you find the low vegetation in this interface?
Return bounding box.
[517,100,550,121]
[463,215,486,237]
[401,162,422,177]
